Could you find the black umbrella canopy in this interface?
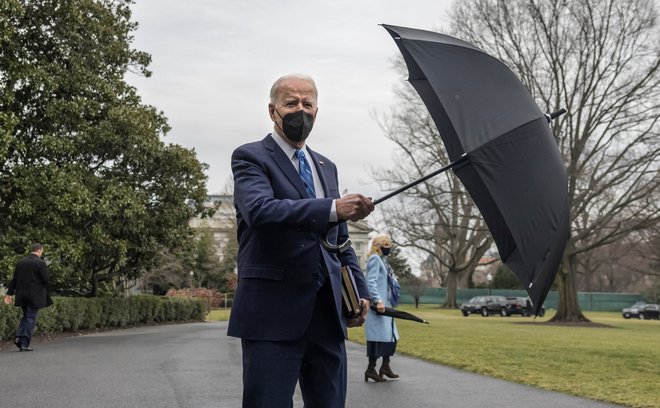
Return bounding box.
[382,24,570,315]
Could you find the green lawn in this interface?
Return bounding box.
[207,308,231,321]
[207,305,660,408]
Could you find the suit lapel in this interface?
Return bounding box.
[263,134,308,199]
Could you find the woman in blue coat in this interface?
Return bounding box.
[364,234,400,382]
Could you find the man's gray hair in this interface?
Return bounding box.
[269,73,318,103]
[30,242,43,252]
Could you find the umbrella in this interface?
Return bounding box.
[370,305,429,324]
[325,25,569,316]
[378,24,570,316]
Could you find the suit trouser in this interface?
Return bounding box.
[16,305,39,348]
[241,281,346,408]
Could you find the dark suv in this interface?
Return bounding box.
[461,296,511,317]
[622,302,648,319]
[506,296,545,317]
[638,304,660,320]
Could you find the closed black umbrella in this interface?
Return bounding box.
[378,24,570,316]
[370,305,429,324]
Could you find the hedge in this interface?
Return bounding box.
[0,295,207,341]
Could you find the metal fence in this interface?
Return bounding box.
[399,286,645,311]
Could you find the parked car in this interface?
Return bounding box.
[638,304,660,320]
[461,296,511,317]
[505,296,545,317]
[622,301,648,319]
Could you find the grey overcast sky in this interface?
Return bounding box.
[127,0,454,198]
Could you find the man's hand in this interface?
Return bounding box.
[347,298,371,328]
[3,295,12,305]
[336,194,375,222]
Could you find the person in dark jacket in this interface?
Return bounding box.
[5,243,52,352]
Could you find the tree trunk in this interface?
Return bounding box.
[457,269,472,288]
[550,254,590,322]
[443,270,459,309]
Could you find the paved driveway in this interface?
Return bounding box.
[0,321,625,407]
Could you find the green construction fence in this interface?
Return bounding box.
[399,286,645,312]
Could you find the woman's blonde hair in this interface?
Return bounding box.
[368,234,392,256]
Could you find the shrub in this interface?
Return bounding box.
[0,296,205,341]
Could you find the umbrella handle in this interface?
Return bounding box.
[321,155,468,254]
[545,108,567,122]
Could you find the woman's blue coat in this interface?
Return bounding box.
[364,254,399,343]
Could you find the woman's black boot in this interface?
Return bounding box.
[379,356,399,379]
[365,357,386,382]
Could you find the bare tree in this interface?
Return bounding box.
[608,220,660,297]
[576,239,650,292]
[450,0,660,321]
[630,219,660,277]
[374,64,493,309]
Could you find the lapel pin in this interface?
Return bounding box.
[319,160,324,165]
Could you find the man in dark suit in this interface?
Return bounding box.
[5,242,52,352]
[228,73,375,407]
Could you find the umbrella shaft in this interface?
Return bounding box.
[374,154,468,205]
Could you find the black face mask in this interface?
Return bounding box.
[381,247,391,256]
[276,109,314,142]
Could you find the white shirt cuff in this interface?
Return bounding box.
[329,199,338,222]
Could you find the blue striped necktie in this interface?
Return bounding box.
[295,149,316,198]
[296,149,325,288]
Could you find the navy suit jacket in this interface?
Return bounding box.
[227,134,369,341]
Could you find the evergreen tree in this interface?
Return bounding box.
[0,0,210,295]
[387,246,413,281]
[492,264,523,290]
